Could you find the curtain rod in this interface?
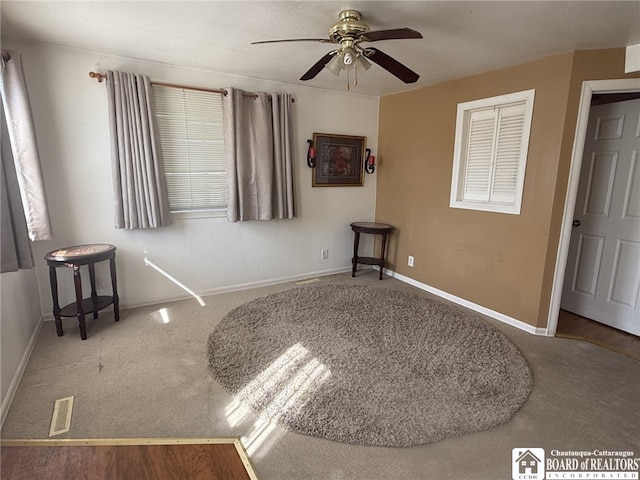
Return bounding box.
[89,71,294,102]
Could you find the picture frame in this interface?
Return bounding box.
[312,133,366,187]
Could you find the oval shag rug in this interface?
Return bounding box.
[206,284,533,447]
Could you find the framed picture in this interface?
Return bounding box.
[312,133,365,187]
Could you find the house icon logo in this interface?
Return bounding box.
[512,448,545,480]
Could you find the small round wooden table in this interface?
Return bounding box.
[350,222,394,280]
[44,244,119,340]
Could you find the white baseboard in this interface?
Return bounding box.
[1,317,43,427]
[201,266,353,297]
[381,267,549,336]
[43,266,354,320]
[41,266,548,337]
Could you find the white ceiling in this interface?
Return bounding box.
[2,1,639,97]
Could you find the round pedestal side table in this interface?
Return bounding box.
[350,222,394,280]
[44,244,119,340]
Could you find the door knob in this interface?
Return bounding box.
[572,220,581,227]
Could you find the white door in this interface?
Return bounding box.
[561,98,640,335]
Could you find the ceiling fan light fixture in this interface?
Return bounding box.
[325,54,343,75]
[343,51,355,66]
[325,48,371,79]
[355,54,371,71]
[342,47,357,70]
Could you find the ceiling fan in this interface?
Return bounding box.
[251,10,422,86]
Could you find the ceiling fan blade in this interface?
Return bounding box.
[363,48,420,83]
[362,28,423,42]
[300,51,338,81]
[251,38,335,45]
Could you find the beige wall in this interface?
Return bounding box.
[376,49,636,329]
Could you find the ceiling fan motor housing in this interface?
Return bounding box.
[329,10,369,43]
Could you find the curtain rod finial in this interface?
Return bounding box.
[89,71,106,82]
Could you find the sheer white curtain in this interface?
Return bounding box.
[1,50,52,272]
[222,88,295,222]
[1,105,33,272]
[106,70,172,229]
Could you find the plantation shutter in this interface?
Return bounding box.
[462,101,527,204]
[463,109,496,201]
[492,103,526,204]
[153,86,227,212]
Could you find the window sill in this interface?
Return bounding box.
[172,209,227,220]
[450,200,521,215]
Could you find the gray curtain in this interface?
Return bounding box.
[222,88,295,222]
[106,70,172,229]
[271,92,295,219]
[0,50,52,243]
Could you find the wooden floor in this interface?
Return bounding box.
[0,438,258,480]
[556,309,640,361]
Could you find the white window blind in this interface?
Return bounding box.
[451,89,535,215]
[153,85,226,212]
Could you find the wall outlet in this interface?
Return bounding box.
[321,249,329,260]
[408,255,414,267]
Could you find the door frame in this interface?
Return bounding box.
[547,78,640,336]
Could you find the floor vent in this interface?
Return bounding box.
[295,278,320,285]
[49,396,74,436]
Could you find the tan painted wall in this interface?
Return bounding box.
[376,49,636,328]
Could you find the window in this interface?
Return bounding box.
[450,89,535,215]
[153,85,226,214]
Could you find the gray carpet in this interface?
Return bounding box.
[206,284,533,447]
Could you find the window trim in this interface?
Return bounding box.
[449,89,535,215]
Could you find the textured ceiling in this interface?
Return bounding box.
[2,1,639,97]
